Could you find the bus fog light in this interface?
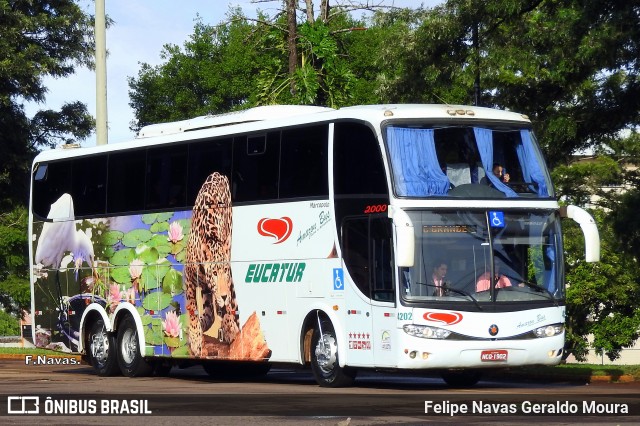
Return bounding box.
[533,324,563,338]
[422,352,430,360]
[548,350,556,357]
[409,351,417,359]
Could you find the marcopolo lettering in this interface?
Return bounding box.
[245,262,306,283]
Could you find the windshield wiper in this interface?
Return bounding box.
[504,279,558,305]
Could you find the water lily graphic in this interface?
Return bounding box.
[167,221,184,243]
[163,311,180,338]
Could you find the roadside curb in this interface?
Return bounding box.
[0,353,83,361]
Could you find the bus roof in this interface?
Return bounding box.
[33,104,531,163]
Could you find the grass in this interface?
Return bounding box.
[0,347,78,356]
[487,363,640,382]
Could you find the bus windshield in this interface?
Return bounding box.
[385,125,553,198]
[400,210,564,304]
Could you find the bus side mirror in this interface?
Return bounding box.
[388,206,414,267]
[560,205,600,262]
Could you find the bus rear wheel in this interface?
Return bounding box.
[310,321,356,387]
[88,319,119,376]
[116,315,153,377]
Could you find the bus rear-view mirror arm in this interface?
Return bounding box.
[560,205,600,262]
[388,206,415,267]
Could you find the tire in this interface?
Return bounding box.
[310,321,356,387]
[441,369,482,387]
[116,315,153,377]
[87,319,120,376]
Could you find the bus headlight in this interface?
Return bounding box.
[533,324,564,338]
[403,324,451,339]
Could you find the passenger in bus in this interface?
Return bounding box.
[431,260,449,297]
[480,163,510,186]
[476,261,512,292]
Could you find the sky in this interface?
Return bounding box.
[26,1,439,147]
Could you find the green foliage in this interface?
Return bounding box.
[563,209,640,361]
[0,309,20,335]
[128,9,259,131]
[0,206,29,317]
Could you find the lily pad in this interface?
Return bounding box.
[150,221,170,233]
[109,248,135,266]
[102,230,124,246]
[142,291,173,311]
[162,268,183,295]
[111,266,133,284]
[171,345,189,357]
[122,229,153,247]
[140,268,159,291]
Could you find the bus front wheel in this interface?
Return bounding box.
[88,319,120,376]
[116,315,153,377]
[310,321,356,387]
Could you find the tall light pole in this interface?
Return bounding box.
[95,0,108,145]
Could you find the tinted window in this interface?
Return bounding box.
[72,156,107,216]
[279,125,328,199]
[334,122,387,195]
[232,132,279,202]
[32,161,71,218]
[107,150,146,213]
[146,145,187,210]
[187,138,233,204]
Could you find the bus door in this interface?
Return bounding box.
[341,215,396,367]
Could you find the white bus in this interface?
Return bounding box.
[28,104,599,387]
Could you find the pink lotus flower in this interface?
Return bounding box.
[167,221,184,243]
[163,311,180,338]
[107,284,122,311]
[129,259,144,280]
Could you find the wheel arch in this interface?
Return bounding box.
[112,303,146,357]
[299,305,347,367]
[78,303,110,354]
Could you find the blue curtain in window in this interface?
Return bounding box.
[386,127,450,196]
[473,128,518,197]
[517,130,548,196]
[545,244,556,295]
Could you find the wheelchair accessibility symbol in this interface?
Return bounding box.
[489,211,505,228]
[333,268,344,290]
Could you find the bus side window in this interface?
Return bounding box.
[145,145,187,210]
[32,161,71,218]
[187,138,232,204]
[107,150,146,214]
[279,125,328,199]
[72,156,107,216]
[232,132,279,203]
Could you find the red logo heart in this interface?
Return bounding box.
[257,217,293,244]
[422,311,463,325]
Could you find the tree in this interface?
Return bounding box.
[0,206,30,319]
[563,209,640,361]
[0,0,95,207]
[0,1,96,318]
[128,10,259,131]
[383,0,640,166]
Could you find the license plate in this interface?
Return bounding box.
[480,349,508,362]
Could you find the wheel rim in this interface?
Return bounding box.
[314,332,338,375]
[120,327,138,365]
[90,327,109,365]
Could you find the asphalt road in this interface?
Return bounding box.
[1,358,639,425]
